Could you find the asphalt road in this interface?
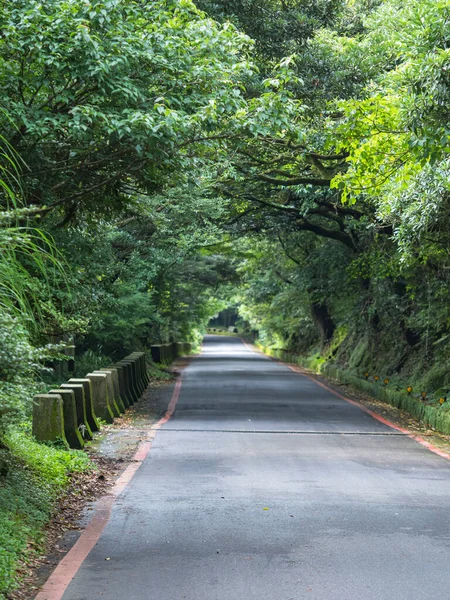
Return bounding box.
[62,336,450,600]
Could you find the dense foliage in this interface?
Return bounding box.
[0,0,448,419]
[1,0,450,593]
[0,0,447,411]
[204,0,450,394]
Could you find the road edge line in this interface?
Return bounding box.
[243,338,450,462]
[296,365,450,461]
[34,375,184,600]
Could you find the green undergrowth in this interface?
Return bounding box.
[0,430,91,599]
[320,364,450,435]
[147,361,174,381]
[256,342,450,436]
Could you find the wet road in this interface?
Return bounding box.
[62,336,450,599]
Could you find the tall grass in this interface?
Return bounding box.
[0,132,65,334]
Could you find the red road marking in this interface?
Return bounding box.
[240,338,257,353]
[35,375,184,600]
[152,377,182,429]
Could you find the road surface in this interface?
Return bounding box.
[61,336,450,599]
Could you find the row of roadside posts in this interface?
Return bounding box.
[33,345,146,448]
[33,343,192,447]
[32,352,148,449]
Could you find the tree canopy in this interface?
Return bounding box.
[1,0,450,427]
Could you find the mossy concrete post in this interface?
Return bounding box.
[159,344,169,364]
[68,378,100,432]
[119,359,140,401]
[48,389,84,449]
[131,356,144,394]
[137,352,150,385]
[144,353,150,385]
[126,357,142,400]
[166,344,174,363]
[114,362,134,406]
[124,356,142,395]
[32,394,68,447]
[151,345,162,363]
[116,361,136,404]
[85,373,114,423]
[99,368,126,413]
[108,364,130,408]
[95,370,119,416]
[131,354,146,393]
[129,352,149,386]
[60,383,93,440]
[122,358,140,402]
[134,353,147,394]
[161,344,169,364]
[94,370,121,417]
[136,356,145,393]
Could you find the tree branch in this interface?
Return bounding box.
[258,174,331,187]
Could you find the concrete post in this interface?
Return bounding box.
[124,356,142,395]
[111,362,134,406]
[131,355,145,394]
[151,345,162,363]
[93,371,121,417]
[48,389,84,449]
[136,352,150,385]
[32,394,67,446]
[85,373,115,423]
[60,383,93,440]
[107,364,130,408]
[128,356,144,395]
[128,352,149,386]
[119,360,140,401]
[129,354,145,394]
[98,368,126,413]
[116,361,136,404]
[68,378,100,432]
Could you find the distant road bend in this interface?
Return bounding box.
[60,335,450,600]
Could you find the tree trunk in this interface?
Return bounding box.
[311,302,335,347]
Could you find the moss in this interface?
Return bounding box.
[348,338,369,371]
[32,394,68,447]
[420,365,450,393]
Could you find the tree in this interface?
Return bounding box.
[0,0,256,223]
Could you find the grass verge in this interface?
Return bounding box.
[0,430,91,599]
